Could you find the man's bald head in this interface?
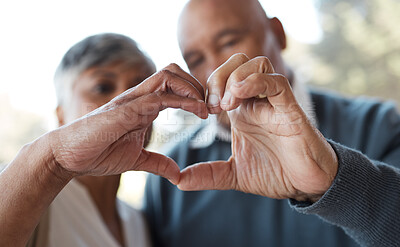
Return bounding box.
[178,0,270,49]
[180,0,269,29]
[177,0,289,86]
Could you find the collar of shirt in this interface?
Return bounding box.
[189,115,231,149]
[48,179,150,247]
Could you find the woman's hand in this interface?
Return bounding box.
[47,63,207,184]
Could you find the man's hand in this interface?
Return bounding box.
[47,64,207,184]
[178,54,338,202]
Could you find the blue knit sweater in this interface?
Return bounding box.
[145,90,400,247]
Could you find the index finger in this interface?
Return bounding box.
[110,63,205,107]
[163,63,205,99]
[220,56,275,110]
[206,53,249,114]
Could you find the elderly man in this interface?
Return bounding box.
[144,0,400,246]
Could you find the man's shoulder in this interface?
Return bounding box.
[310,88,399,124]
[310,88,400,154]
[311,88,391,107]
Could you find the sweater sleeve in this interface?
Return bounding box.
[290,141,400,247]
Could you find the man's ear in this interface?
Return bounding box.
[56,106,65,127]
[270,17,287,50]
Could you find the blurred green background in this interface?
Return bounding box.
[287,0,400,101]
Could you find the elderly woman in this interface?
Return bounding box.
[33,33,155,246]
[8,33,205,247]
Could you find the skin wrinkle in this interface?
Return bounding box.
[233,129,271,195]
[256,144,283,196]
[110,137,131,173]
[230,130,241,190]
[276,116,304,136]
[67,89,192,178]
[52,137,74,170]
[47,138,70,179]
[135,150,151,171]
[120,103,142,131]
[159,65,204,100]
[287,139,324,194]
[234,103,262,129]
[158,93,206,119]
[227,158,238,191]
[157,153,171,179]
[171,65,205,97]
[42,138,76,181]
[278,160,293,197]
[2,33,224,244]
[311,128,337,176]
[229,98,318,197]
[159,157,172,181]
[152,152,165,180]
[228,57,275,90]
[88,134,123,174]
[208,162,219,188]
[217,163,230,189]
[231,74,288,106]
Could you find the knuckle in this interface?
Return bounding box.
[121,103,137,122]
[252,73,266,81]
[208,54,249,88]
[109,96,125,107]
[255,56,274,72]
[153,90,166,98]
[232,53,249,63]
[228,71,244,84]
[164,63,181,72]
[158,68,174,79]
[140,93,163,113]
[275,74,289,85]
[207,71,224,87]
[157,70,175,90]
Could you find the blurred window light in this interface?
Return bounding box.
[260,0,323,43]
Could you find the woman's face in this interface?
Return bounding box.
[57,60,155,125]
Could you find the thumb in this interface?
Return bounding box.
[135,150,181,185]
[178,160,236,191]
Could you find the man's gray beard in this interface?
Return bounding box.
[291,79,317,127]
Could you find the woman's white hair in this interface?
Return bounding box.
[54,33,156,105]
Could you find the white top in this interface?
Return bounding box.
[48,179,150,247]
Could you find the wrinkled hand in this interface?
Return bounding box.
[178,54,338,201]
[47,64,207,184]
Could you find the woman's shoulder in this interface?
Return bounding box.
[117,199,151,247]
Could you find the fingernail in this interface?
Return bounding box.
[221,91,232,105]
[208,94,219,106]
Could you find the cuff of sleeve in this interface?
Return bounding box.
[289,140,400,246]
